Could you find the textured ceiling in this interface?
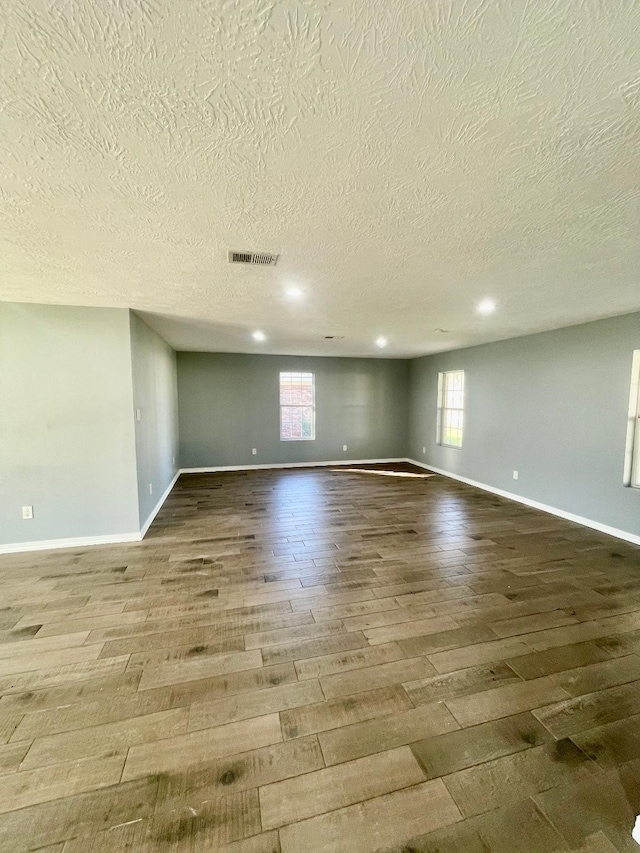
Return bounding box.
[1,0,639,357]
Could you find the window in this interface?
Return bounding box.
[437,369,464,448]
[624,350,640,488]
[280,372,315,441]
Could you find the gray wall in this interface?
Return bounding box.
[129,313,179,529]
[178,353,409,468]
[408,312,640,537]
[0,303,140,545]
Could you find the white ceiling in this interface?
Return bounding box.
[1,1,639,358]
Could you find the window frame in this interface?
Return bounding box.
[437,369,465,449]
[623,350,640,489]
[279,371,316,442]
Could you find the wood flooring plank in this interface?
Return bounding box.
[311,597,399,622]
[294,641,405,680]
[166,662,298,704]
[244,620,346,650]
[122,713,283,780]
[0,753,126,815]
[0,655,130,695]
[0,670,141,715]
[404,661,521,705]
[532,767,637,852]
[137,649,264,691]
[260,746,425,829]
[188,679,324,730]
[0,644,103,677]
[0,776,160,853]
[533,680,640,739]
[504,641,611,681]
[489,609,578,637]
[387,797,569,853]
[428,638,532,674]
[550,653,640,697]
[410,711,553,778]
[520,622,611,651]
[443,740,602,818]
[21,707,189,769]
[280,685,412,739]
[397,625,497,657]
[0,740,30,776]
[0,632,91,659]
[444,676,569,728]
[362,615,461,645]
[320,656,436,699]
[571,713,640,768]
[35,611,147,638]
[319,703,460,766]
[215,833,281,853]
[260,632,368,666]
[145,789,262,849]
[153,735,325,800]
[278,779,461,853]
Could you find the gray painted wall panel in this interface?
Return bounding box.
[0,303,139,544]
[129,312,179,528]
[408,313,640,536]
[177,353,409,467]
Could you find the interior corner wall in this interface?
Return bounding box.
[177,352,409,468]
[0,303,140,548]
[407,312,640,540]
[129,312,179,529]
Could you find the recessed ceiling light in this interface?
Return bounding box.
[375,337,388,348]
[252,330,266,342]
[477,298,497,315]
[286,286,303,298]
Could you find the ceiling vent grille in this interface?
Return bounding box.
[228,251,279,266]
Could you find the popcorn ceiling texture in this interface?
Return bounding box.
[0,0,639,356]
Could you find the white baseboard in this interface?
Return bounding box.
[0,531,142,555]
[180,458,405,474]
[406,458,640,547]
[139,470,180,538]
[0,471,181,555]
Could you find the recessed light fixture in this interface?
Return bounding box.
[286,286,303,298]
[252,330,266,342]
[375,336,388,348]
[477,298,497,315]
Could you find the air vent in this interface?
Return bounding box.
[324,335,346,340]
[228,251,279,266]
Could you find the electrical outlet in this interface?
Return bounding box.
[149,483,153,495]
[422,447,426,454]
[22,506,33,520]
[172,456,175,466]
[252,448,257,455]
[343,445,348,452]
[136,408,141,421]
[513,470,519,480]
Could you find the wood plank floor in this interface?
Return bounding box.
[1,463,640,852]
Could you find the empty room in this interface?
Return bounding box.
[1,1,640,851]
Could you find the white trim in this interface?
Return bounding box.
[623,349,640,488]
[180,458,405,473]
[139,470,180,538]
[406,458,640,547]
[0,470,182,555]
[0,531,142,555]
